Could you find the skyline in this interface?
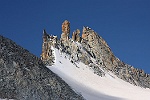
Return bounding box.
[0,0,150,73]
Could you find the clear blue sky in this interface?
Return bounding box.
[0,0,150,73]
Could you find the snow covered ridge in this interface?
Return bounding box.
[47,47,150,100]
[41,20,150,89]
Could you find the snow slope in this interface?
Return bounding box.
[47,47,150,100]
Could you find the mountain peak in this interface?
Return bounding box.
[41,20,150,89]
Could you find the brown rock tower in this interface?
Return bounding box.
[41,29,51,61]
[72,29,81,42]
[61,20,70,41]
[41,29,56,65]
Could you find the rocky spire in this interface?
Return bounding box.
[43,29,49,42]
[41,29,50,61]
[61,20,70,41]
[41,29,55,65]
[72,29,81,42]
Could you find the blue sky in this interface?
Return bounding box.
[0,0,150,73]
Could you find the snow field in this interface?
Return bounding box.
[47,48,150,100]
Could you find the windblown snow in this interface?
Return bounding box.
[47,47,150,100]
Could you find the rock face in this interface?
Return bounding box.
[41,30,51,61]
[41,29,57,65]
[0,35,84,100]
[41,20,150,89]
[81,26,116,70]
[81,26,150,88]
[61,20,70,41]
[72,29,81,42]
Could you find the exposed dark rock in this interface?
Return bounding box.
[0,35,84,100]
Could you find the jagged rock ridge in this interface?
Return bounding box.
[0,35,84,100]
[41,20,150,88]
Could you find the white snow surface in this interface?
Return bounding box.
[47,47,150,100]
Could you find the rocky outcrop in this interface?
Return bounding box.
[0,35,84,100]
[41,20,150,89]
[72,29,81,42]
[81,26,116,70]
[113,61,150,88]
[41,29,57,65]
[61,20,70,41]
[41,30,51,61]
[80,26,150,88]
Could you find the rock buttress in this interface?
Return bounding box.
[81,26,117,70]
[41,29,57,65]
